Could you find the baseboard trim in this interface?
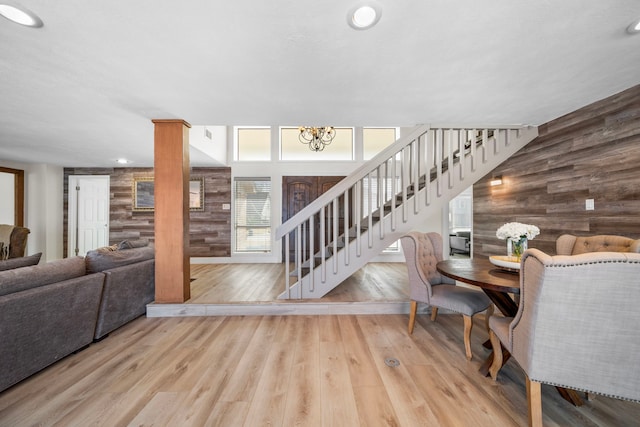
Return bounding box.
[146,301,433,317]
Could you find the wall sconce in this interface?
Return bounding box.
[490,175,503,186]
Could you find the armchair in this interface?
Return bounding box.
[556,234,640,255]
[488,249,640,426]
[0,225,30,259]
[401,232,492,360]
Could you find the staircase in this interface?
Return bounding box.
[275,124,538,299]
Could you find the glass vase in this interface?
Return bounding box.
[507,237,528,261]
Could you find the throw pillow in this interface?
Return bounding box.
[117,239,149,250]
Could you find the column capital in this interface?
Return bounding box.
[152,119,192,128]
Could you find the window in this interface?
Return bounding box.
[234,178,271,252]
[236,127,270,161]
[280,127,354,161]
[363,127,398,160]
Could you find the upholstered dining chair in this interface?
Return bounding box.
[401,231,493,360]
[488,249,640,427]
[557,233,640,402]
[556,233,640,255]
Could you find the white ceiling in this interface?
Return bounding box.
[1,0,639,167]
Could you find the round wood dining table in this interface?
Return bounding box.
[436,258,519,317]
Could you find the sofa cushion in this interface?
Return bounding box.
[0,256,86,296]
[0,252,42,272]
[85,246,155,273]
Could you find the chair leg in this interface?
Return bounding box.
[430,306,438,322]
[484,304,494,333]
[526,376,543,427]
[408,300,418,335]
[489,330,503,381]
[463,315,473,360]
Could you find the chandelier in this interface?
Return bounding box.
[298,126,336,152]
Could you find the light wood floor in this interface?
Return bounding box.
[3,263,638,425]
[188,262,410,304]
[1,313,638,426]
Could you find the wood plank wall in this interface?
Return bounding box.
[63,167,231,257]
[473,84,640,258]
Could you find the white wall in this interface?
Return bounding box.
[189,125,227,166]
[0,160,64,262]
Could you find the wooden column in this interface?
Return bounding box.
[152,119,191,303]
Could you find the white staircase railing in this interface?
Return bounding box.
[275,124,538,299]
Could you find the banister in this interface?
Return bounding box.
[275,124,529,240]
[277,123,538,299]
[275,124,431,240]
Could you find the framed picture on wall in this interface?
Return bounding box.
[132,177,155,211]
[189,177,205,211]
[132,176,204,211]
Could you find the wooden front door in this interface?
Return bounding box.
[282,176,345,261]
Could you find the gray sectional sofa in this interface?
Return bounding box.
[0,242,155,392]
[85,244,155,340]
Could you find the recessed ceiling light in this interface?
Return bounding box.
[0,3,43,28]
[347,3,381,30]
[627,17,640,34]
[116,158,129,164]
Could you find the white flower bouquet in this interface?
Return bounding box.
[496,222,540,242]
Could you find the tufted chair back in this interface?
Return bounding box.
[556,234,640,256]
[401,232,455,304]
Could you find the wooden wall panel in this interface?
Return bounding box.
[63,167,231,257]
[473,84,640,258]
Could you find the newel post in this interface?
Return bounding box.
[152,119,191,303]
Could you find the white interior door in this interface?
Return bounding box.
[68,175,110,257]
